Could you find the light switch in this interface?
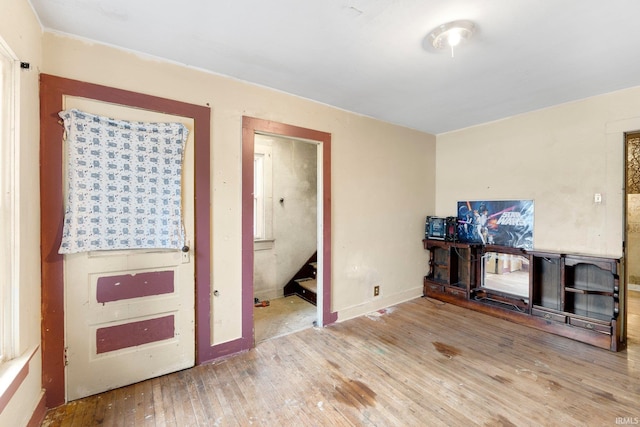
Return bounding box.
[594,193,602,204]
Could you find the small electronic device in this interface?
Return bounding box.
[425,216,458,241]
[425,216,447,240]
[445,216,458,241]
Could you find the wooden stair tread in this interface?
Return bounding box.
[295,278,317,293]
[283,251,318,305]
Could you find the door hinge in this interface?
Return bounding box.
[64,346,69,366]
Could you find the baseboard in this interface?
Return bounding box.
[336,287,423,322]
[254,289,283,303]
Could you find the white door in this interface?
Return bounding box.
[63,98,195,400]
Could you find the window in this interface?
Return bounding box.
[254,152,265,238]
[0,39,17,363]
[254,136,273,250]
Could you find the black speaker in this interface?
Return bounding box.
[445,216,458,241]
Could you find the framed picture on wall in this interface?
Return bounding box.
[456,200,534,249]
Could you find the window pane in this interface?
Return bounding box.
[254,154,264,239]
[0,52,4,361]
[0,42,14,362]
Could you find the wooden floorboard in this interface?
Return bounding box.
[42,292,640,426]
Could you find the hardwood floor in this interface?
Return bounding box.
[42,292,640,426]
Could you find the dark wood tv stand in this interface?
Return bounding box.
[423,239,626,351]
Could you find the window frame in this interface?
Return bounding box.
[0,37,19,363]
[253,152,266,239]
[253,136,274,251]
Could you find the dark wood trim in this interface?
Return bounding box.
[39,74,212,407]
[242,117,336,348]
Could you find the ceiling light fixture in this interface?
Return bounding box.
[427,20,475,58]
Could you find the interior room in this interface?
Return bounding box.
[2,1,640,425]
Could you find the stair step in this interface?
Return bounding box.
[294,278,317,293]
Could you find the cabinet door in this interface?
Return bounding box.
[531,254,562,310]
[431,246,450,284]
[564,262,615,320]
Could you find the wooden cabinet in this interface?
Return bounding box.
[423,239,480,299]
[530,251,623,351]
[423,240,626,351]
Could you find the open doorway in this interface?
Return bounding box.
[253,134,318,342]
[241,117,337,349]
[625,132,640,340]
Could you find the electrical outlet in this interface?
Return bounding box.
[594,193,603,204]
[374,285,380,297]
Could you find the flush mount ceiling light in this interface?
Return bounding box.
[427,20,475,57]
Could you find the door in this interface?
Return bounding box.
[63,97,195,400]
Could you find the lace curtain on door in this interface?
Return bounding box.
[58,109,188,254]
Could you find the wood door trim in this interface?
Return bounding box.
[242,116,336,346]
[39,74,212,407]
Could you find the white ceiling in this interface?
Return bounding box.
[29,0,640,134]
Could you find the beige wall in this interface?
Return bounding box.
[0,0,43,426]
[435,88,640,258]
[42,33,436,341]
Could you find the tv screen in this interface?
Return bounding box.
[426,216,446,240]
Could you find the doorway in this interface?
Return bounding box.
[242,117,337,347]
[625,132,640,341]
[253,134,318,342]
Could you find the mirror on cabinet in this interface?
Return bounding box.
[481,247,530,298]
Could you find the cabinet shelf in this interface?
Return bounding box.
[564,287,614,297]
[431,263,449,269]
[425,277,448,286]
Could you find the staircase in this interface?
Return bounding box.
[283,252,317,305]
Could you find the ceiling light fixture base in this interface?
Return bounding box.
[427,20,475,56]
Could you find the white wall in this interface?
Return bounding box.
[0,0,43,426]
[436,88,640,258]
[42,33,436,342]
